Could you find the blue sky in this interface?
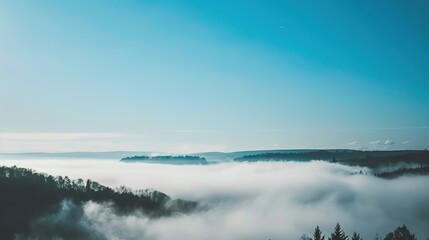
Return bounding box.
[1,1,428,152]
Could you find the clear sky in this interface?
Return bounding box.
[1,0,428,153]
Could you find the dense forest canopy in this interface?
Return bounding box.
[234,150,429,179]
[234,150,429,167]
[339,151,429,168]
[0,165,197,239]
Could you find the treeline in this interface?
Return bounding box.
[234,150,429,170]
[0,165,197,239]
[300,223,418,240]
[234,150,426,164]
[235,150,358,162]
[341,151,429,169]
[121,155,208,163]
[374,166,429,179]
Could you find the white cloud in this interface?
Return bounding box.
[347,141,357,145]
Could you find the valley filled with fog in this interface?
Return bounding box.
[2,158,428,240]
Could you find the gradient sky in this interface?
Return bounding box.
[1,1,428,153]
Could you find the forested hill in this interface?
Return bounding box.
[121,155,208,164]
[339,150,429,168]
[234,150,425,163]
[0,165,197,240]
[234,150,354,162]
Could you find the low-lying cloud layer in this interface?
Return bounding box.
[5,160,429,240]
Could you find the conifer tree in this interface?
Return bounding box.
[383,225,416,240]
[314,226,325,240]
[328,223,348,240]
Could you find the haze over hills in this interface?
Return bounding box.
[190,149,329,162]
[3,149,429,179]
[2,149,428,163]
[0,149,317,162]
[0,149,371,161]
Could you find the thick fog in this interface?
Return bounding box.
[3,159,429,240]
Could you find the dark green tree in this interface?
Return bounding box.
[383,225,416,240]
[314,226,325,240]
[329,223,348,240]
[351,232,362,240]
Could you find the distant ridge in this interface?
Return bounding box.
[2,149,427,165]
[234,150,429,168]
[120,155,208,165]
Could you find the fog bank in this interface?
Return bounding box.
[3,159,429,239]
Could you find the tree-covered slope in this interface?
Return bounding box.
[0,165,197,239]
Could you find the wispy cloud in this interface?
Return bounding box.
[370,140,381,145]
[347,141,357,145]
[0,132,147,152]
[370,139,395,146]
[0,132,131,141]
